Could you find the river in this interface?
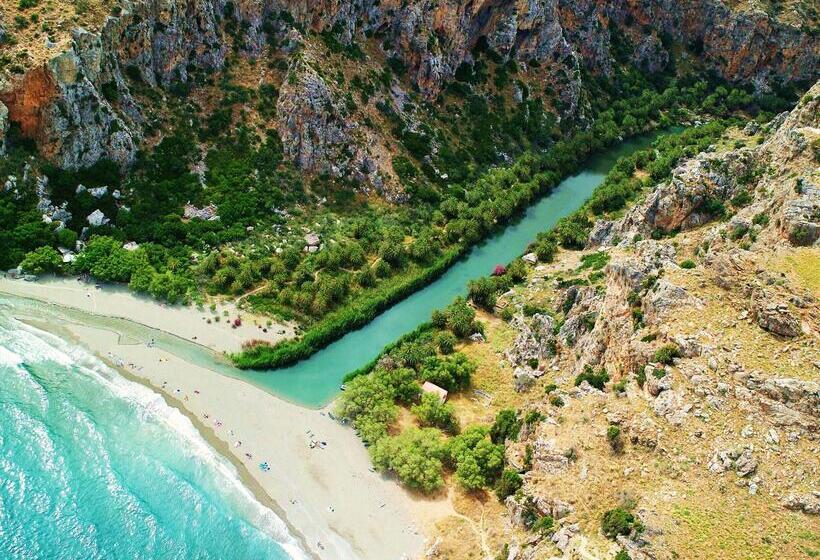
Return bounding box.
[236,130,676,406]
[3,131,674,409]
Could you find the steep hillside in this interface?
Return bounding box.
[1,0,816,176]
[336,83,819,559]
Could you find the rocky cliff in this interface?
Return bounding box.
[447,81,819,560]
[1,0,817,181]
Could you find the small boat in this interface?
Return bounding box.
[339,384,346,391]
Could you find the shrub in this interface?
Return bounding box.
[495,469,523,500]
[490,409,521,444]
[436,331,457,354]
[579,251,610,271]
[615,551,631,560]
[678,259,696,269]
[730,190,752,207]
[56,228,78,249]
[412,392,459,434]
[752,212,770,226]
[371,428,446,493]
[636,366,647,388]
[549,395,564,407]
[601,507,641,539]
[607,425,623,452]
[653,344,679,365]
[20,246,62,275]
[574,365,609,390]
[531,515,554,535]
[613,379,627,394]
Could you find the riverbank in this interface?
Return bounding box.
[1,291,452,560]
[0,275,295,354]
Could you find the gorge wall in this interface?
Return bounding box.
[0,0,817,179]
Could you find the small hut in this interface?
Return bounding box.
[421,381,448,403]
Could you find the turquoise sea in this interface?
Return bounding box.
[0,310,304,560]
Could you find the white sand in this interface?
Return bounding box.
[0,276,293,353]
[1,280,453,560]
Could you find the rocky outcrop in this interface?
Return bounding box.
[751,290,803,337]
[780,180,819,246]
[1,29,139,169]
[275,56,395,198]
[4,0,817,177]
[707,446,758,477]
[506,313,556,366]
[589,150,757,246]
[782,493,820,515]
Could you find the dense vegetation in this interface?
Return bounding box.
[1,22,798,371]
[334,315,507,493]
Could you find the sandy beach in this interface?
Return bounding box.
[0,278,453,560]
[0,276,295,354]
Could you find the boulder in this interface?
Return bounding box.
[752,292,801,337]
[782,493,820,515]
[86,209,109,227]
[707,446,757,477]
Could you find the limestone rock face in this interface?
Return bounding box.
[275,57,394,199]
[2,0,817,181]
[1,29,139,169]
[276,59,353,177]
[0,101,8,155]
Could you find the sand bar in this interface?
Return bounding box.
[0,275,294,353]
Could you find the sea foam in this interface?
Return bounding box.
[1,313,308,560]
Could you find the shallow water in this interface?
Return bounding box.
[0,311,305,560]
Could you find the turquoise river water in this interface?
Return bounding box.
[0,130,672,559]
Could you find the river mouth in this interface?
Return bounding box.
[2,130,679,408]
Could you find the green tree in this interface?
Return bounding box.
[412,392,459,433]
[73,236,139,283]
[436,331,457,354]
[335,372,398,444]
[447,426,505,490]
[467,276,497,310]
[495,469,523,499]
[601,507,641,539]
[20,246,62,275]
[420,353,476,392]
[444,297,477,338]
[490,409,521,444]
[370,428,446,493]
[375,366,421,404]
